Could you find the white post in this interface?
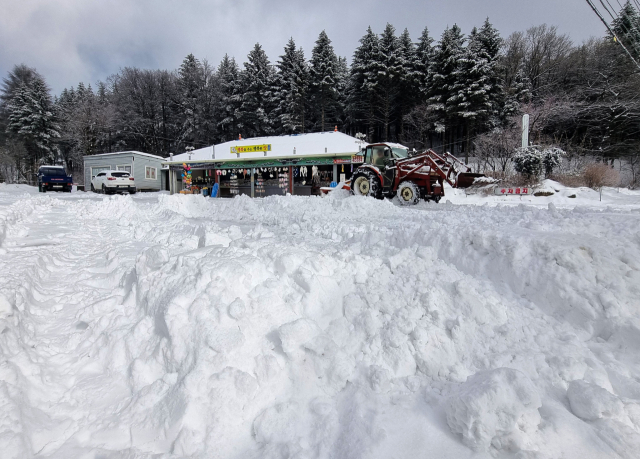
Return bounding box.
[522,114,530,148]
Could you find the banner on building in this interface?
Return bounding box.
[231,144,272,154]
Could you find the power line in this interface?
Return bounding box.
[585,0,640,71]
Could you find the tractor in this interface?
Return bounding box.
[350,143,483,205]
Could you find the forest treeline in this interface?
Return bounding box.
[2,1,640,182]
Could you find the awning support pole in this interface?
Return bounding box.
[251,168,255,198]
[289,167,293,195]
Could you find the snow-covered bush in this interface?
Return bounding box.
[514,146,565,179]
[513,147,543,179]
[542,147,564,177]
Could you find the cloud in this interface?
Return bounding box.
[0,0,604,93]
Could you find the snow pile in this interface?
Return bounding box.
[567,380,625,421]
[446,368,541,451]
[1,185,640,458]
[472,175,498,185]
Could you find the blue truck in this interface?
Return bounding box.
[37,165,73,192]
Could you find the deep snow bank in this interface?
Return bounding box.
[1,188,640,458]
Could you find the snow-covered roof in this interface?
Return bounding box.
[166,132,363,164]
[84,151,165,160]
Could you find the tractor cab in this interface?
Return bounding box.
[363,143,409,165]
[362,143,409,189]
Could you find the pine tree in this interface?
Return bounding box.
[415,27,435,100]
[6,74,60,164]
[451,27,493,161]
[178,54,204,148]
[427,24,466,147]
[238,43,276,137]
[397,28,419,138]
[0,64,41,150]
[349,26,382,141]
[378,23,401,140]
[310,31,338,132]
[334,56,349,130]
[275,38,309,134]
[611,1,640,59]
[502,68,531,118]
[216,54,241,141]
[476,18,504,127]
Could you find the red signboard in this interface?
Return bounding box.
[494,187,531,195]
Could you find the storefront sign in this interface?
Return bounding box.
[231,144,272,154]
[351,155,364,163]
[494,187,531,195]
[333,158,351,164]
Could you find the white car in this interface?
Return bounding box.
[91,170,137,194]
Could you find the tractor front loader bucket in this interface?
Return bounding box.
[455,173,485,188]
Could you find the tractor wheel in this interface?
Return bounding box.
[397,181,420,205]
[351,169,381,199]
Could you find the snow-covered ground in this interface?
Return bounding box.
[1,181,640,459]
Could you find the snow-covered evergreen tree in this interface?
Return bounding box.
[502,68,531,118]
[6,74,60,164]
[238,43,277,137]
[427,25,465,138]
[216,54,241,141]
[377,23,401,141]
[415,27,435,100]
[275,38,309,134]
[611,1,640,59]
[449,26,495,160]
[310,31,338,132]
[178,54,204,147]
[334,56,349,130]
[397,28,419,138]
[348,26,382,140]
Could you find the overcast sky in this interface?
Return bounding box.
[1,0,605,94]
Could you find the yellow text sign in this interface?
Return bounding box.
[231,144,272,154]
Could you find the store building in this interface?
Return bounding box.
[163,131,364,197]
[84,151,164,191]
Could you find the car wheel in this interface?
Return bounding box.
[351,169,381,199]
[397,181,420,205]
[102,184,108,195]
